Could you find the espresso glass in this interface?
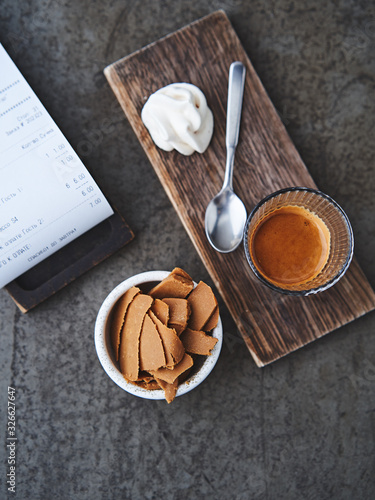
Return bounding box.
[243,187,354,295]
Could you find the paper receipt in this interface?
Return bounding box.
[0,44,114,288]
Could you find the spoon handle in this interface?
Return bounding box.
[226,61,246,148]
[223,62,246,190]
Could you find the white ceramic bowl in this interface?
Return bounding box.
[94,270,223,400]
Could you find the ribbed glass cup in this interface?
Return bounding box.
[243,187,354,295]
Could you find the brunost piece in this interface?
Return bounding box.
[109,268,219,403]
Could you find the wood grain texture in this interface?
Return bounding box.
[104,10,375,366]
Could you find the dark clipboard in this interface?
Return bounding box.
[4,205,134,312]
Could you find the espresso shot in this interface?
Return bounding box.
[244,188,354,295]
[249,205,331,287]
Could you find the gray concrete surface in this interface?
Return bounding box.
[1,1,374,499]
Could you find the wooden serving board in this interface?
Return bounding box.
[104,10,375,366]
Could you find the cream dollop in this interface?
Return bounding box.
[141,83,214,155]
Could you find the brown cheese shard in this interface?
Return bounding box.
[162,298,190,335]
[150,299,169,325]
[202,305,219,332]
[139,314,166,372]
[155,378,178,404]
[148,310,184,368]
[171,267,193,280]
[187,281,218,331]
[135,376,160,390]
[149,271,194,299]
[150,353,194,384]
[110,286,140,361]
[119,293,153,381]
[134,372,161,390]
[135,372,155,383]
[180,328,218,356]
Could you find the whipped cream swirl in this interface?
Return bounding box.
[141,83,214,155]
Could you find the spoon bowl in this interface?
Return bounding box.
[205,186,247,253]
[205,61,247,253]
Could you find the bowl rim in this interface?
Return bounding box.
[94,270,223,400]
[243,187,354,296]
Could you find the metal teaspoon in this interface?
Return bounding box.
[204,61,247,253]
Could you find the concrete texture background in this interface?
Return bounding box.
[1,1,374,499]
